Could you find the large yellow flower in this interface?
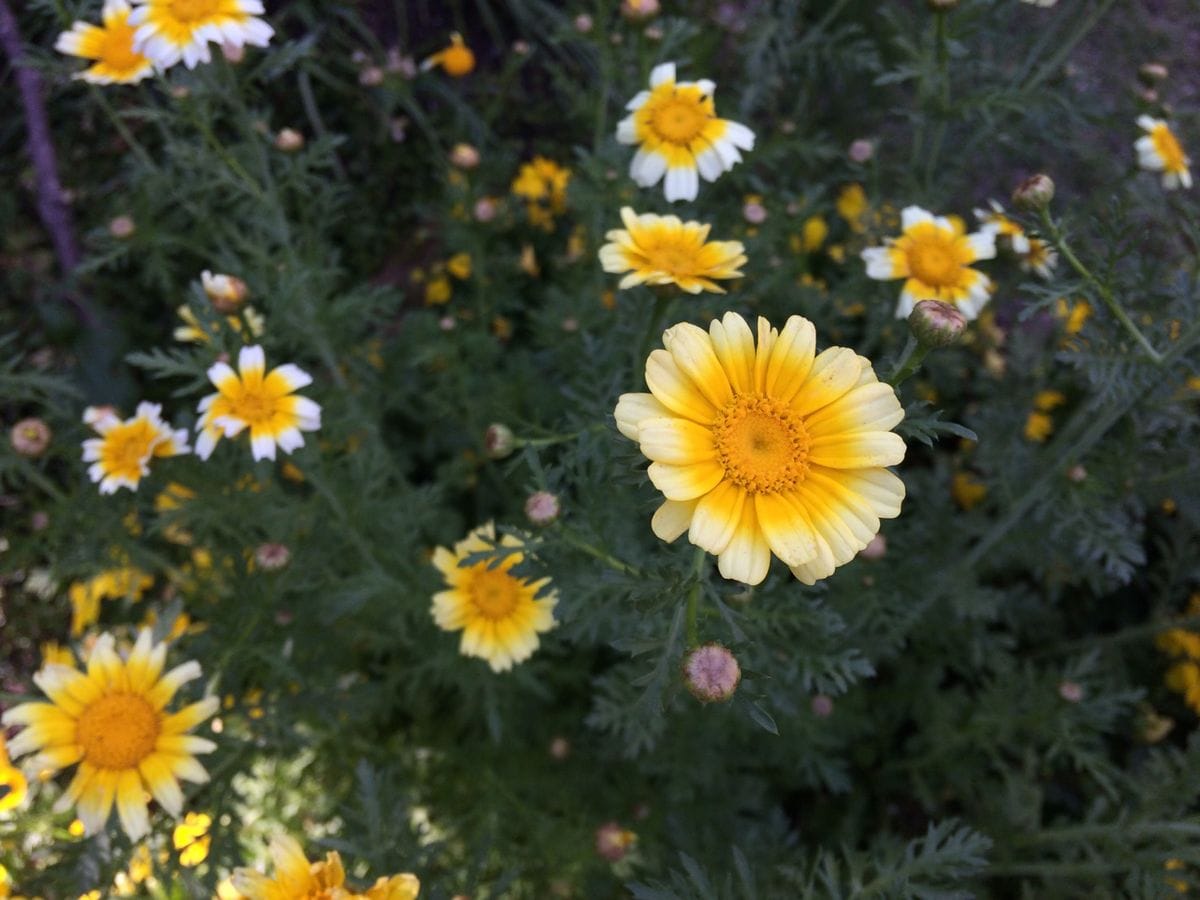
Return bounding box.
[55,0,155,85]
[431,524,557,672]
[82,402,190,494]
[617,62,755,203]
[1,629,218,841]
[233,834,420,900]
[129,0,273,70]
[861,206,996,320]
[615,312,906,586]
[1136,115,1193,190]
[599,207,746,294]
[196,345,321,461]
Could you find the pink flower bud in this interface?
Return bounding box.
[1058,680,1084,703]
[811,694,834,717]
[1012,173,1055,211]
[450,143,481,170]
[10,418,51,457]
[525,491,560,525]
[909,300,968,348]
[108,215,136,239]
[859,534,887,560]
[683,643,741,703]
[848,139,875,163]
[484,423,515,459]
[274,128,305,153]
[255,542,291,571]
[742,201,767,224]
[595,822,637,862]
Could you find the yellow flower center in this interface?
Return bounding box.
[713,394,810,494]
[76,693,160,769]
[228,386,279,427]
[168,0,220,22]
[906,235,960,287]
[650,96,707,144]
[1153,124,1188,174]
[103,421,158,477]
[468,567,522,620]
[644,234,704,276]
[100,19,142,70]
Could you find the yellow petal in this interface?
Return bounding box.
[754,491,820,567]
[688,480,747,555]
[645,349,718,425]
[647,460,725,501]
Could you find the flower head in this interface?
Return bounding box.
[129,0,274,70]
[421,32,474,77]
[1019,237,1058,279]
[69,566,154,636]
[974,200,1030,254]
[430,524,557,672]
[174,302,265,344]
[234,835,420,900]
[511,157,571,229]
[202,271,249,312]
[82,402,190,494]
[617,62,755,202]
[599,207,746,294]
[55,0,155,85]
[1136,116,1192,190]
[683,643,741,702]
[1,629,218,841]
[11,417,52,457]
[173,812,212,866]
[195,346,321,461]
[615,312,906,586]
[861,206,996,320]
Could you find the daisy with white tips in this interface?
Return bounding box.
[129,0,273,70]
[1135,115,1192,190]
[82,402,190,494]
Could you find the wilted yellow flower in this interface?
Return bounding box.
[424,276,452,305]
[1055,298,1092,336]
[836,184,868,232]
[1023,411,1054,443]
[801,216,828,252]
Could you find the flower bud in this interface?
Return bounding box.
[1138,62,1168,86]
[525,490,560,525]
[1012,173,1055,211]
[449,143,481,170]
[511,39,530,56]
[1058,680,1084,703]
[359,65,385,86]
[108,215,136,239]
[810,694,834,717]
[742,200,767,224]
[548,736,570,760]
[848,138,875,163]
[1066,464,1087,483]
[620,0,660,21]
[926,0,959,8]
[643,25,663,41]
[484,423,515,459]
[274,128,305,153]
[594,822,637,862]
[254,542,291,571]
[201,270,249,313]
[473,197,499,222]
[11,418,51,457]
[574,13,593,33]
[909,300,967,348]
[682,643,741,703]
[859,534,887,560]
[31,510,50,531]
[221,42,245,63]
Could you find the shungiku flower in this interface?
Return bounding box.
[129,0,274,70]
[421,31,474,77]
[861,206,996,320]
[599,207,746,294]
[615,312,906,586]
[430,524,557,672]
[1019,237,1058,279]
[974,200,1030,254]
[511,157,571,230]
[1135,116,1193,190]
[0,629,218,841]
[82,402,190,494]
[233,835,420,900]
[617,62,755,203]
[55,0,155,85]
[195,345,321,461]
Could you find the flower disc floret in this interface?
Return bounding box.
[1136,115,1193,190]
[615,312,906,586]
[861,206,996,320]
[599,207,747,294]
[129,0,274,70]
[617,62,755,202]
[55,0,155,84]
[0,629,218,841]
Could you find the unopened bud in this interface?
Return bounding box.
[848,138,875,163]
[811,694,834,717]
[274,128,305,152]
[620,0,660,21]
[511,39,530,56]
[742,201,767,225]
[484,423,515,459]
[574,13,593,33]
[1012,173,1055,211]
[221,42,245,64]
[31,510,50,531]
[682,643,741,703]
[859,534,887,560]
[201,270,249,313]
[525,491,560,525]
[1138,62,1168,86]
[11,418,51,457]
[359,65,385,86]
[909,300,967,348]
[1066,464,1087,483]
[473,197,499,222]
[108,215,136,239]
[643,25,664,41]
[449,143,481,170]
[1058,680,1084,703]
[594,822,637,862]
[254,542,291,571]
[548,736,570,760]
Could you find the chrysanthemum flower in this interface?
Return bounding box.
[421,31,474,77]
[599,207,746,294]
[431,524,557,672]
[861,206,996,320]
[1,629,218,841]
[0,736,28,813]
[617,62,755,203]
[974,200,1030,254]
[615,312,906,586]
[174,303,265,344]
[233,835,420,900]
[69,566,155,636]
[195,346,321,461]
[1019,237,1058,279]
[173,812,212,866]
[129,0,273,70]
[82,402,191,494]
[511,157,571,230]
[55,0,155,85]
[1135,115,1193,190]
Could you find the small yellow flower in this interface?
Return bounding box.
[952,472,987,511]
[599,207,747,294]
[129,0,274,70]
[424,276,452,305]
[0,735,28,813]
[801,216,828,252]
[233,835,420,899]
[82,403,190,494]
[836,184,868,233]
[55,0,154,85]
[174,303,266,344]
[431,524,558,672]
[174,811,212,866]
[1055,298,1092,336]
[1023,411,1054,443]
[861,206,996,320]
[1033,390,1065,412]
[512,157,571,230]
[446,253,472,280]
[974,200,1029,253]
[69,566,155,636]
[1136,116,1192,190]
[422,32,474,76]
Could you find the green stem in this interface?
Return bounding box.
[1040,210,1163,364]
[922,11,951,192]
[887,335,930,387]
[556,525,641,577]
[685,546,706,646]
[89,87,156,170]
[517,423,606,448]
[184,101,266,202]
[305,467,391,580]
[297,69,346,182]
[17,458,67,503]
[634,292,674,380]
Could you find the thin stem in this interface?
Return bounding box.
[184,101,267,202]
[922,11,952,192]
[556,525,641,578]
[1040,209,1163,364]
[634,292,674,381]
[685,546,706,646]
[89,87,156,170]
[887,335,930,387]
[517,423,606,448]
[297,69,346,182]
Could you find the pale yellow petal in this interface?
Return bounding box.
[651,498,698,542]
[647,460,725,501]
[688,480,747,555]
[754,491,820,567]
[645,349,718,425]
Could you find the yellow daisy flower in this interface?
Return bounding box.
[615,312,906,586]
[173,811,212,866]
[511,157,571,230]
[431,524,557,672]
[55,0,155,85]
[598,207,747,294]
[861,206,996,320]
[617,62,755,203]
[195,345,321,461]
[82,403,191,495]
[0,735,29,813]
[69,566,155,636]
[233,835,420,900]
[973,200,1030,254]
[1136,115,1193,190]
[1,629,219,841]
[129,0,274,70]
[1019,237,1058,279]
[421,31,474,77]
